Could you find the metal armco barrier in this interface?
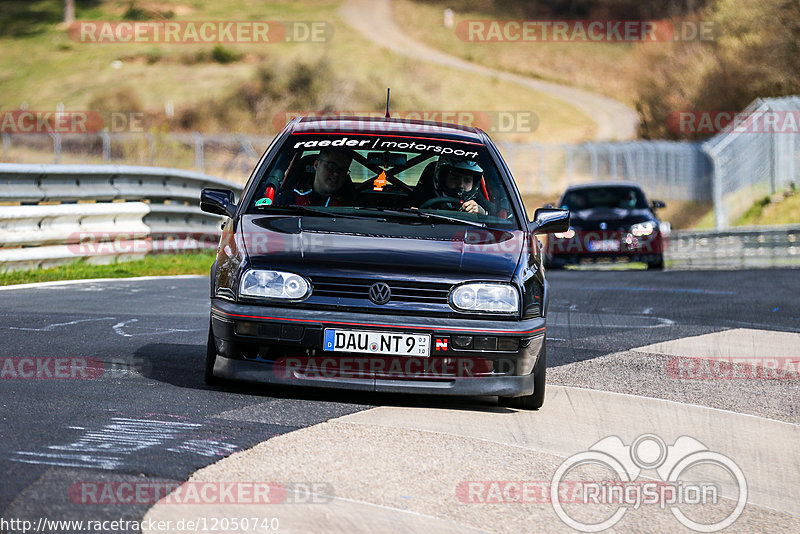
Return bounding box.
[2,164,797,273]
[665,225,800,269]
[0,164,243,271]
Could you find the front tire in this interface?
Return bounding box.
[499,344,546,410]
[647,255,664,270]
[205,321,222,386]
[544,256,563,270]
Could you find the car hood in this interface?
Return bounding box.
[569,207,656,231]
[239,215,522,280]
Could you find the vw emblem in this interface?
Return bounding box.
[600,222,607,230]
[369,282,391,305]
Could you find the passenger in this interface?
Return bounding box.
[276,149,354,207]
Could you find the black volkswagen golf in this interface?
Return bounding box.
[200,116,568,409]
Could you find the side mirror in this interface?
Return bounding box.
[200,188,237,218]
[530,208,570,235]
[651,200,666,210]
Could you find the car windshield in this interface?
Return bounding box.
[247,133,519,228]
[560,186,648,210]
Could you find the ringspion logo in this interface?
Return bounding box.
[551,434,747,532]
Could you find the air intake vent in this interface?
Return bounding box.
[311,276,451,304]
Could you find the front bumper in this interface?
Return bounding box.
[548,230,663,264]
[547,252,663,266]
[209,299,546,397]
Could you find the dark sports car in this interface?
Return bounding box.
[545,183,666,270]
[200,116,569,409]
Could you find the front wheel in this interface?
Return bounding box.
[647,255,664,270]
[205,321,222,386]
[544,258,563,271]
[499,344,546,410]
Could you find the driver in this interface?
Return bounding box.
[275,149,354,207]
[430,156,492,215]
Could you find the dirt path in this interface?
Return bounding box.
[339,0,638,141]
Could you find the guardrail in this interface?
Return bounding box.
[2,164,797,273]
[665,226,800,269]
[0,164,243,272]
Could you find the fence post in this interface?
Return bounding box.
[193,132,205,172]
[147,133,156,165]
[706,150,726,230]
[537,144,545,195]
[564,145,574,186]
[588,144,599,181]
[769,131,777,195]
[610,145,618,180]
[51,132,62,163]
[101,132,111,162]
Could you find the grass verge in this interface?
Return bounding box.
[695,188,799,229]
[736,190,800,226]
[0,252,215,287]
[0,0,596,144]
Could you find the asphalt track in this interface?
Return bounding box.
[0,270,798,532]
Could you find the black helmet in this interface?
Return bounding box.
[434,155,483,201]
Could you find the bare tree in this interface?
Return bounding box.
[64,0,75,23]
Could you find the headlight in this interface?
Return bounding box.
[239,269,311,301]
[631,221,656,237]
[554,228,575,239]
[450,283,519,314]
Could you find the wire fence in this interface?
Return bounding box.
[2,95,798,229]
[0,131,271,185]
[0,131,713,201]
[498,140,711,201]
[703,96,800,228]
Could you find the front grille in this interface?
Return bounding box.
[311,276,451,304]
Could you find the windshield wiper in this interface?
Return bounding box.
[258,204,386,221]
[355,207,486,228]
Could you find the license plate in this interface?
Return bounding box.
[588,239,620,252]
[324,329,430,357]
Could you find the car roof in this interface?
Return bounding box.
[288,116,487,144]
[563,182,644,191]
